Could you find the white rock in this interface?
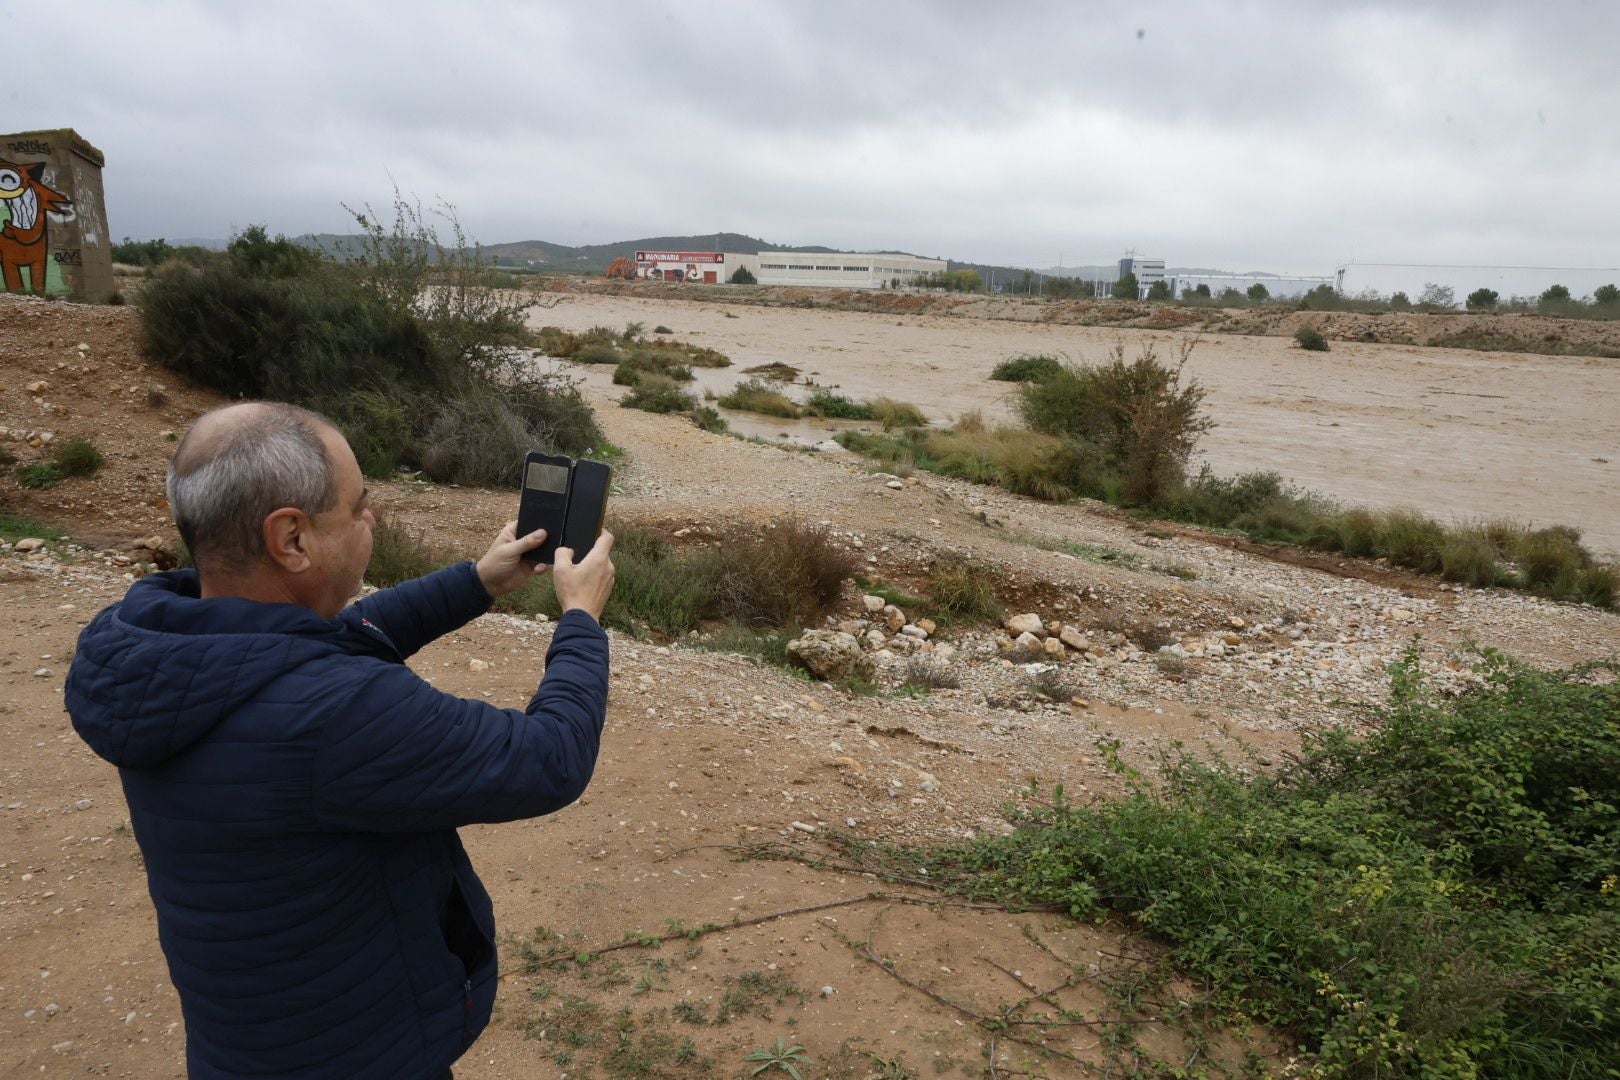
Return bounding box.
[787,630,875,681]
[1005,613,1045,637]
[34,668,53,678]
[1042,637,1066,659]
[14,538,46,553]
[885,480,904,490]
[468,658,490,672]
[790,821,818,834]
[1058,625,1088,650]
[862,594,886,613]
[900,623,928,640]
[73,799,93,811]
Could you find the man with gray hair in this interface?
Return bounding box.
[67,401,616,1079]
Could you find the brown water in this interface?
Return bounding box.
[527,293,1620,554]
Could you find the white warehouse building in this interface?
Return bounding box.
[755,251,944,289]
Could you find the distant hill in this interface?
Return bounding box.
[151,228,1261,284]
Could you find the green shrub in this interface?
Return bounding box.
[1574,564,1618,607]
[1156,468,1292,526]
[573,342,622,365]
[365,516,447,587]
[1018,342,1211,505]
[496,520,855,640]
[870,397,926,430]
[989,354,1063,382]
[16,463,62,489]
[1440,529,1500,587]
[805,391,873,420]
[1246,282,1270,301]
[912,653,1620,1076]
[613,351,694,386]
[1466,287,1500,311]
[718,378,802,418]
[689,405,728,433]
[719,520,857,628]
[1329,507,1383,557]
[51,436,106,477]
[1376,509,1448,572]
[927,552,1002,623]
[620,374,697,415]
[138,200,578,488]
[1514,526,1586,590]
[1293,325,1330,351]
[418,387,537,487]
[728,266,756,285]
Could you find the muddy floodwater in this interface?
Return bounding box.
[527,292,1620,554]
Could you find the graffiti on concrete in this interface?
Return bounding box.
[0,160,74,293]
[7,138,52,156]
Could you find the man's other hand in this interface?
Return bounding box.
[475,521,549,599]
[553,531,616,623]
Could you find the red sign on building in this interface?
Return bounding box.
[635,251,724,264]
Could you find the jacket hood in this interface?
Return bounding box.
[66,569,339,770]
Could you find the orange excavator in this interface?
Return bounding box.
[603,256,637,280]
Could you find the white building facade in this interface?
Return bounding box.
[755,251,944,289]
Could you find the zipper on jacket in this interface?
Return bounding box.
[462,978,474,1047]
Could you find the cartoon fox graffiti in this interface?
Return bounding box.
[0,160,72,293]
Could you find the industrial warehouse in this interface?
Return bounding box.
[634,249,944,289]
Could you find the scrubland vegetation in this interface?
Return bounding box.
[137,201,600,486]
[839,345,1618,609]
[865,651,1620,1077]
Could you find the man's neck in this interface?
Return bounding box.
[198,567,305,610]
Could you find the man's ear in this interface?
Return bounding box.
[262,507,314,573]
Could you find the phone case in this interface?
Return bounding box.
[561,460,612,556]
[517,451,573,564]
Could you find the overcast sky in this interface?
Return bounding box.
[9,0,1618,273]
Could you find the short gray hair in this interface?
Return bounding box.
[167,403,339,570]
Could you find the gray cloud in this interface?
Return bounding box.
[11,0,1619,273]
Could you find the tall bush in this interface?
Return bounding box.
[1017,341,1212,504]
[138,201,600,485]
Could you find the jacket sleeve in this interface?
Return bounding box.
[339,561,493,660]
[311,610,610,830]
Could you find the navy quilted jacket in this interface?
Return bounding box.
[66,562,609,1079]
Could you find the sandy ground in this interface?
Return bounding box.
[529,292,1620,555]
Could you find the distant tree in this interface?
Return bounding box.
[1246,282,1270,302]
[1302,283,1339,309]
[1595,283,1620,307]
[1538,283,1572,312]
[1217,287,1246,305]
[1193,283,1211,298]
[1466,287,1499,311]
[112,237,174,267]
[1418,282,1456,310]
[1112,272,1139,300]
[1146,280,1172,301]
[1389,291,1412,311]
[728,265,756,285]
[1043,276,1085,299]
[950,268,983,293]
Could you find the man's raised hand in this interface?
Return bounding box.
[475,521,549,599]
[553,531,616,623]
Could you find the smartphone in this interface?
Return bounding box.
[516,452,613,565]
